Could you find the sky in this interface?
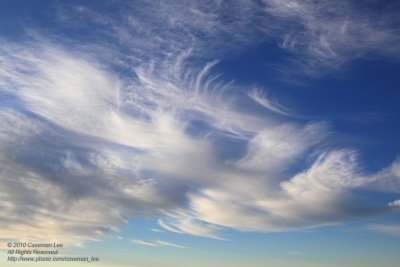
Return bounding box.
[0,0,400,266]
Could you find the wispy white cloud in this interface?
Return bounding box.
[50,1,400,77]
[131,239,188,249]
[158,216,225,240]
[0,0,399,245]
[366,224,400,236]
[0,40,398,241]
[369,158,400,193]
[151,228,165,233]
[388,200,400,208]
[247,87,296,118]
[264,0,400,75]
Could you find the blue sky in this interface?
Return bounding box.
[1,0,400,266]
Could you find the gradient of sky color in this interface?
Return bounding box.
[1,1,400,266]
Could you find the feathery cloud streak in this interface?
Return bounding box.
[131,239,188,249]
[54,0,400,75]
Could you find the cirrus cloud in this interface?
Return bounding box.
[0,0,400,246]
